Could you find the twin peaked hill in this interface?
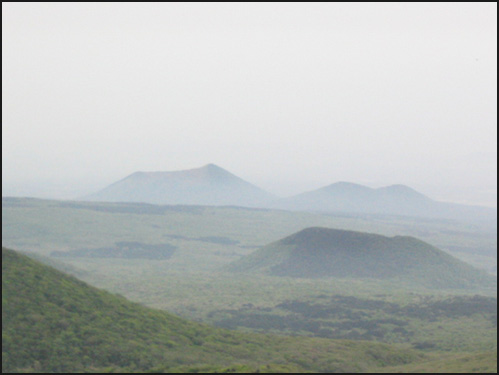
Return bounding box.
[227,227,496,289]
[276,182,432,215]
[85,164,496,221]
[276,182,496,220]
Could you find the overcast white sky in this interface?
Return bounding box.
[2,3,497,206]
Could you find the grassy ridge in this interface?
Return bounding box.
[3,247,430,373]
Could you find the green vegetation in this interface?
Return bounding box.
[378,351,497,373]
[2,197,496,272]
[209,294,497,352]
[3,247,434,373]
[227,227,496,289]
[75,264,496,354]
[51,241,176,259]
[2,197,497,373]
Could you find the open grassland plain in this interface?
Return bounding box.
[2,197,496,272]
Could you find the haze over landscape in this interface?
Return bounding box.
[2,3,497,374]
[2,3,497,207]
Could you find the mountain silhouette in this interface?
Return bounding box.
[275,182,496,221]
[84,164,275,207]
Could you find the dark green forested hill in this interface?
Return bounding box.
[2,247,432,373]
[227,227,496,289]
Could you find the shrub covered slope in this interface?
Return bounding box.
[3,247,430,373]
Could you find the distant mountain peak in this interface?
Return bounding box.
[277,180,437,216]
[202,163,222,170]
[322,182,373,192]
[197,163,235,178]
[332,181,365,187]
[329,181,369,188]
[126,164,226,177]
[84,164,274,207]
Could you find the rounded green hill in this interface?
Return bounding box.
[227,227,496,289]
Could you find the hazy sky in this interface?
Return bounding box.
[2,3,497,206]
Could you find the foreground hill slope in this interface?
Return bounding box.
[2,247,429,373]
[227,227,496,289]
[276,182,497,222]
[378,351,498,373]
[84,163,275,207]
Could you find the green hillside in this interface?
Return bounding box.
[3,247,433,373]
[378,351,498,373]
[228,227,496,289]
